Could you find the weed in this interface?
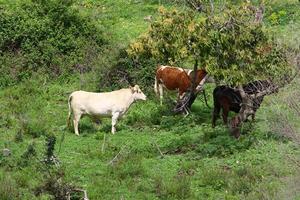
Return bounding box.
[108,152,145,180]
[0,172,19,200]
[14,130,23,143]
[18,143,37,168]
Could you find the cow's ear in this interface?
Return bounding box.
[130,86,134,93]
[134,85,139,92]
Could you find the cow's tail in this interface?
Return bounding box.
[67,95,73,128]
[154,76,159,96]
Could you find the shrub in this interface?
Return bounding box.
[21,117,47,138]
[98,48,157,92]
[18,143,37,167]
[0,0,105,87]
[14,130,23,143]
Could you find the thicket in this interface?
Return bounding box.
[0,0,105,88]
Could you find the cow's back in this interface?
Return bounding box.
[213,86,241,113]
[69,89,131,116]
[156,66,190,91]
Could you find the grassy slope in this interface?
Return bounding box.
[0,0,300,199]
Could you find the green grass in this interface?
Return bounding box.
[0,0,300,199]
[1,78,299,199]
[75,0,165,45]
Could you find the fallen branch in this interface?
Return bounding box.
[151,138,164,158]
[101,133,106,153]
[107,149,123,166]
[67,188,89,200]
[107,145,129,166]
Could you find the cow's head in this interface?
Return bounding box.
[131,85,147,101]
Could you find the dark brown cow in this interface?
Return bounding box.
[154,65,207,105]
[212,80,271,129]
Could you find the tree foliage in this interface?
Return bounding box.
[127,3,295,87]
[127,7,195,66]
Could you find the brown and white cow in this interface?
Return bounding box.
[154,65,207,105]
[67,85,146,135]
[185,68,215,84]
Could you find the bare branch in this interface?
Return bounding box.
[72,189,89,200]
[195,74,208,92]
[151,138,164,158]
[101,133,106,153]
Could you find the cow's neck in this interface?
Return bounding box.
[123,93,136,112]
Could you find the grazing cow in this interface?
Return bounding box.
[67,85,146,135]
[212,81,268,128]
[154,65,207,105]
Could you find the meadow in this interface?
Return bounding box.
[0,0,300,199]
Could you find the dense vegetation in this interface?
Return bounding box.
[0,0,104,87]
[0,0,299,199]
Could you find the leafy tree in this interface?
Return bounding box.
[127,3,297,136]
[127,7,195,66]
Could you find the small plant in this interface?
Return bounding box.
[22,143,36,159]
[44,135,58,165]
[35,134,89,200]
[21,118,47,138]
[14,130,23,143]
[18,143,36,167]
[268,10,288,25]
[154,173,192,199]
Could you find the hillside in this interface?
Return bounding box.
[0,0,300,199]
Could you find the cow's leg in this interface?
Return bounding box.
[159,84,164,105]
[111,112,120,134]
[73,112,82,136]
[222,104,229,125]
[212,104,221,128]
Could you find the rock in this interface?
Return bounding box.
[144,15,152,22]
[3,148,11,157]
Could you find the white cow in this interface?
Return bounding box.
[67,85,147,135]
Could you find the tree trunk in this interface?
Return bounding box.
[173,60,198,114]
[229,85,255,138]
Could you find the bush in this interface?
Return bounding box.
[0,0,105,87]
[21,117,47,138]
[98,48,157,92]
[18,143,37,167]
